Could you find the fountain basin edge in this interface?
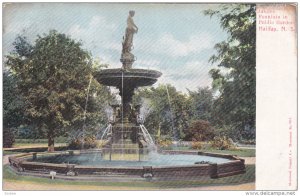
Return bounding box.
[94,68,162,87]
[8,150,246,181]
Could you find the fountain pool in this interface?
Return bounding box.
[28,152,230,166]
[9,150,245,180]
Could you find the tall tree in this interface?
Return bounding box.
[204,4,256,140]
[188,87,214,122]
[133,84,189,140]
[3,70,24,129]
[5,30,110,151]
[3,70,24,147]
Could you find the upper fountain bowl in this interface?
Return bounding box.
[94,68,162,88]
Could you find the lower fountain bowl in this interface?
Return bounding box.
[8,150,246,181]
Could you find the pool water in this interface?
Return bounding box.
[30,152,230,167]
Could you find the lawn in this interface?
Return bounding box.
[161,146,256,157]
[13,143,67,148]
[203,149,255,157]
[12,138,67,148]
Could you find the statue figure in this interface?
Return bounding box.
[123,10,138,53]
[121,10,138,69]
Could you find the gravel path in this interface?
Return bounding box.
[3,180,255,191]
[243,157,255,165]
[3,155,10,165]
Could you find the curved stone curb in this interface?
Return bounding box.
[8,150,246,181]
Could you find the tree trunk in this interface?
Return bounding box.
[48,135,55,152]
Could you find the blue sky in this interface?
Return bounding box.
[3,3,228,93]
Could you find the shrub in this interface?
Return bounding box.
[240,139,256,145]
[96,140,108,148]
[185,120,215,141]
[211,136,235,150]
[157,138,172,148]
[191,141,202,150]
[214,124,256,142]
[3,128,15,148]
[68,135,97,149]
[16,125,45,139]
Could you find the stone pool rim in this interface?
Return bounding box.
[8,150,246,181]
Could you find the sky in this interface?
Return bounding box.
[3,3,228,93]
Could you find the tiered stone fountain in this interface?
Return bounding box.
[94,10,161,161]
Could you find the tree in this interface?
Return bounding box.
[3,71,24,128]
[3,70,24,147]
[133,84,190,140]
[5,30,110,151]
[204,4,256,140]
[187,87,214,122]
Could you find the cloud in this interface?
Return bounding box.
[164,60,211,78]
[98,55,121,68]
[155,60,215,93]
[68,15,118,48]
[135,59,161,69]
[69,15,116,35]
[137,32,213,57]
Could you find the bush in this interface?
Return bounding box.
[185,120,215,141]
[3,128,15,148]
[214,125,256,142]
[16,125,44,139]
[211,136,235,150]
[240,139,256,145]
[68,135,97,149]
[191,141,202,150]
[157,138,172,148]
[96,140,108,148]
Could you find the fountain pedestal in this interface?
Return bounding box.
[95,69,161,161]
[94,12,161,161]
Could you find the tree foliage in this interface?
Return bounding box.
[133,84,190,140]
[187,87,214,122]
[3,70,24,129]
[5,30,111,151]
[3,70,24,147]
[204,4,256,140]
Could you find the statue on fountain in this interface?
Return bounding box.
[121,10,138,69]
[95,11,162,161]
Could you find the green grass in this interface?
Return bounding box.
[3,151,22,156]
[160,146,255,157]
[4,146,69,154]
[13,143,67,148]
[203,149,255,157]
[3,164,255,189]
[15,137,67,144]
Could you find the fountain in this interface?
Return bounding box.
[8,11,246,181]
[94,10,161,161]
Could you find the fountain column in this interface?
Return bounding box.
[94,11,162,161]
